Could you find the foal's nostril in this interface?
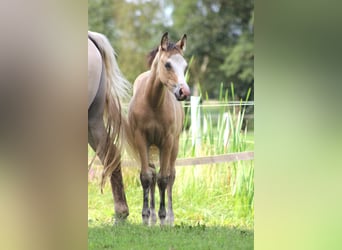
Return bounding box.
[174,84,190,101]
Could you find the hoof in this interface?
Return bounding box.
[166,211,174,226]
[114,210,129,225]
[159,218,166,226]
[142,208,150,225]
[150,209,157,225]
[158,209,166,226]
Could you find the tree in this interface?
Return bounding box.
[89,0,172,83]
[88,0,116,41]
[88,0,254,100]
[170,0,254,100]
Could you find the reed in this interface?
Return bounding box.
[177,83,254,223]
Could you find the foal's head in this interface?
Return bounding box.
[150,32,191,101]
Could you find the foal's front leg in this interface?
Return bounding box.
[157,174,169,225]
[149,163,157,225]
[158,139,173,225]
[166,170,175,225]
[166,142,179,225]
[135,131,152,225]
[140,171,151,225]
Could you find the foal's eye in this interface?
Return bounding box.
[165,62,172,70]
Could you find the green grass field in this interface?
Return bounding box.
[88,164,254,250]
[88,221,253,250]
[89,149,254,249]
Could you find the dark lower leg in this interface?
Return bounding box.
[140,172,153,225]
[89,124,129,223]
[149,164,157,225]
[157,174,169,225]
[110,167,129,221]
[167,174,175,225]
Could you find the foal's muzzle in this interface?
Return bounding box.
[174,83,190,101]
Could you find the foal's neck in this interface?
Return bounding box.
[147,63,167,108]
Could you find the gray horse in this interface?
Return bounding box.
[88,31,131,221]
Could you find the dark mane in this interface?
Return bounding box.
[147,47,159,68]
[147,42,181,68]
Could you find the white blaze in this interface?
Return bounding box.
[168,54,187,84]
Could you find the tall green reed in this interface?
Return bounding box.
[178,82,254,220]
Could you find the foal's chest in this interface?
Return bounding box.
[144,108,183,143]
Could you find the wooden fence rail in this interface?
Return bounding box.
[120,151,254,167]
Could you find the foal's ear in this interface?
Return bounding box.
[176,34,187,52]
[160,32,169,51]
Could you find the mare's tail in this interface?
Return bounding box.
[88,31,131,191]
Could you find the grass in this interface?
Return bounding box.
[88,222,253,250]
[89,163,254,227]
[89,178,254,250]
[88,84,254,249]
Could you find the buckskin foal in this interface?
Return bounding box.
[127,32,190,225]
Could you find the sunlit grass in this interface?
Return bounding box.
[89,161,253,228]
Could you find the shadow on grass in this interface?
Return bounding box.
[88,222,253,250]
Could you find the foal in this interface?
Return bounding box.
[128,32,190,225]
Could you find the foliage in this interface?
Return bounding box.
[89,0,169,82]
[88,0,254,100]
[178,84,254,218]
[169,0,254,100]
[180,83,253,157]
[88,0,116,41]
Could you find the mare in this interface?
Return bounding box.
[88,31,131,222]
[127,32,191,225]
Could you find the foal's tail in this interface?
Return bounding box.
[88,31,132,191]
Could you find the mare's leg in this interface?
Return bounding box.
[88,117,129,222]
[110,164,129,221]
[134,130,152,224]
[157,136,173,225]
[88,71,128,222]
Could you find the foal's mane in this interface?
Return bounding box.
[147,42,183,68]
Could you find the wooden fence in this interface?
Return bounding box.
[120,151,254,167]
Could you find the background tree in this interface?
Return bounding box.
[169,0,254,100]
[88,0,116,41]
[88,0,254,101]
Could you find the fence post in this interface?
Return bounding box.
[190,96,201,156]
